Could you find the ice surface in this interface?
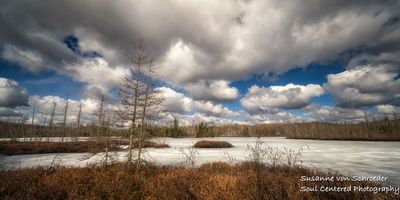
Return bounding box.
[1,137,399,186]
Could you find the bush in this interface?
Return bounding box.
[193,140,233,148]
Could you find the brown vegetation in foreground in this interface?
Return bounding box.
[0,140,169,155]
[0,162,395,200]
[193,140,233,148]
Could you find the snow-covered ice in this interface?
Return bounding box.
[1,137,399,186]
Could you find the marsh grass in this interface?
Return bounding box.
[0,162,395,200]
[193,140,233,148]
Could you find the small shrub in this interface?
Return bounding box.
[179,146,199,167]
[247,137,308,167]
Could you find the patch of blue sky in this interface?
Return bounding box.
[0,59,84,100]
[63,35,102,58]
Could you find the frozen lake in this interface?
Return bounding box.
[1,137,399,186]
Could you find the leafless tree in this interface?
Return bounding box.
[20,114,26,141]
[40,110,49,141]
[7,111,16,143]
[47,102,57,142]
[95,95,105,142]
[102,114,116,167]
[116,40,163,172]
[75,102,83,141]
[62,97,69,143]
[30,99,37,142]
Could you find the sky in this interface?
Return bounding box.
[0,0,399,126]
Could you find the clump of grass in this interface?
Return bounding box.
[193,140,233,148]
[0,162,394,200]
[135,141,170,148]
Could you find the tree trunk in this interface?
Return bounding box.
[48,103,56,143]
[76,102,82,141]
[30,100,36,142]
[62,97,69,143]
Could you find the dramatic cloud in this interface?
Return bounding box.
[1,0,398,101]
[241,84,324,114]
[376,104,400,115]
[159,87,238,118]
[0,107,22,117]
[158,87,193,114]
[348,51,400,68]
[65,57,129,96]
[1,45,45,72]
[306,105,365,122]
[1,1,399,124]
[325,64,400,108]
[155,112,245,126]
[0,77,29,108]
[192,101,239,118]
[184,80,239,101]
[246,111,301,124]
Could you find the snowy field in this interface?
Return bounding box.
[1,137,399,186]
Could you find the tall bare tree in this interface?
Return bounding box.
[62,97,69,142]
[20,114,26,141]
[7,111,16,143]
[96,95,105,142]
[30,99,37,142]
[40,110,49,141]
[76,102,83,141]
[47,102,57,142]
[116,40,163,172]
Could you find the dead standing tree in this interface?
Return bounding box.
[47,102,56,142]
[136,59,163,173]
[30,99,36,142]
[75,101,83,141]
[116,40,163,173]
[62,97,69,143]
[97,95,105,142]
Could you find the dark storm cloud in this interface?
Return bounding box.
[0,77,29,108]
[1,1,399,94]
[0,107,22,117]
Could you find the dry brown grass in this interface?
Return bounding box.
[133,140,170,149]
[0,162,395,200]
[193,140,233,148]
[0,140,169,155]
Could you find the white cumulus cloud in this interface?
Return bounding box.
[241,83,324,114]
[325,64,400,108]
